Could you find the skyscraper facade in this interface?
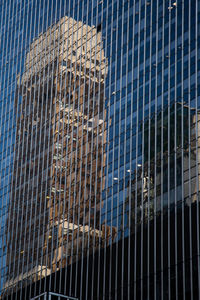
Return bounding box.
[0,0,199,300]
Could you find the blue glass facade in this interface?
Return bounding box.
[0,0,200,299]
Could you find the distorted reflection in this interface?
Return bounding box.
[4,16,116,293]
[124,103,200,232]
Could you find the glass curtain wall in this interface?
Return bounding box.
[0,0,200,300]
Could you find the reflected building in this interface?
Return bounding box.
[125,103,200,230]
[4,16,115,295]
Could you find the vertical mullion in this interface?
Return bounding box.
[52,6,64,292]
[57,3,71,294]
[147,0,153,298]
[97,1,108,300]
[140,2,148,299]
[174,1,178,299]
[154,1,159,298]
[121,0,128,298]
[127,0,136,298]
[195,0,200,298]
[37,0,53,295]
[73,5,86,297]
[102,1,110,299]
[188,1,193,299]
[43,0,59,292]
[121,0,132,299]
[134,1,141,299]
[50,2,65,294]
[103,0,113,299]
[181,0,186,297]
[167,2,172,299]
[117,0,126,297]
[90,4,105,298]
[62,4,77,296]
[65,4,82,297]
[79,2,93,298]
[113,1,123,299]
[48,2,62,290]
[160,1,165,299]
[69,6,82,295]
[85,2,98,298]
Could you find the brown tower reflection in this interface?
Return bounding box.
[4,16,114,293]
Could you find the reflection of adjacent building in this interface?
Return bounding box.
[4,16,115,294]
[125,103,200,231]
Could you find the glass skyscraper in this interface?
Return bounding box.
[0,0,200,299]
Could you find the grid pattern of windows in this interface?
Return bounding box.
[0,0,200,299]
